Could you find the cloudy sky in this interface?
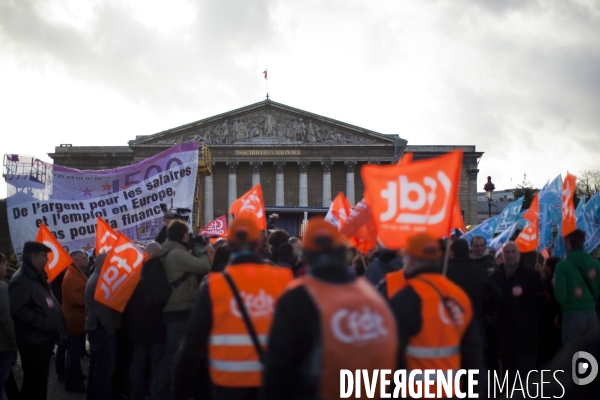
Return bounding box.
[1,0,599,200]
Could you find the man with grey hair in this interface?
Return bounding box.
[85,253,122,400]
[145,241,161,257]
[491,241,547,376]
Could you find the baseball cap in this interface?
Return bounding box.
[404,233,442,260]
[303,217,345,253]
[228,217,260,244]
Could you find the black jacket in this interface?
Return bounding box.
[490,263,547,355]
[124,282,166,344]
[445,256,501,349]
[9,261,65,346]
[472,253,498,274]
[364,249,403,286]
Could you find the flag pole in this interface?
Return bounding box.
[442,238,452,276]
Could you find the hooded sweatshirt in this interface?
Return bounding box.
[555,250,600,316]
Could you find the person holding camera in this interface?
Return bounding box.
[154,219,211,399]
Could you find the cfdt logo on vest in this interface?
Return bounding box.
[230,289,274,319]
[331,306,388,344]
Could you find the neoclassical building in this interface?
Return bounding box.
[49,100,483,234]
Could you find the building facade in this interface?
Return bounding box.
[49,100,483,234]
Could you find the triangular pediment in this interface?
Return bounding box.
[129,100,405,147]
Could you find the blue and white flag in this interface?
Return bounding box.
[462,216,498,244]
[576,198,587,230]
[489,222,518,251]
[553,219,566,258]
[584,192,600,229]
[495,197,524,233]
[538,175,563,251]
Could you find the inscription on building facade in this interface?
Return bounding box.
[234,149,302,156]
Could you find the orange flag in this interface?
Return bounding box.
[451,199,467,233]
[96,217,120,254]
[94,234,147,312]
[325,192,352,229]
[398,152,413,165]
[362,150,463,249]
[516,193,540,252]
[561,173,577,236]
[36,223,74,282]
[229,184,267,230]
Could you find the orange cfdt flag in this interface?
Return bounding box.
[229,183,267,230]
[330,192,352,229]
[451,199,467,233]
[561,173,577,237]
[398,152,413,165]
[36,223,74,282]
[96,216,120,255]
[94,234,147,312]
[516,193,540,252]
[362,150,463,249]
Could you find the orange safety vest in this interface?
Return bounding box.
[302,275,398,400]
[405,273,472,398]
[208,263,293,387]
[386,269,407,299]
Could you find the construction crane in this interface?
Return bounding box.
[193,142,212,231]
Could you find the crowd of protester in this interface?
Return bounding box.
[1,216,600,399]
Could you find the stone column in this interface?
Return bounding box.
[275,161,285,206]
[298,161,309,207]
[204,173,213,223]
[321,161,333,206]
[227,162,238,213]
[345,161,357,206]
[251,161,262,187]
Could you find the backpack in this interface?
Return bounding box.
[140,249,190,308]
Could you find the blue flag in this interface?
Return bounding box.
[495,197,524,233]
[538,175,563,251]
[462,216,498,244]
[489,222,518,250]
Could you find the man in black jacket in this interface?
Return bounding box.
[470,236,498,274]
[491,241,547,377]
[9,241,66,399]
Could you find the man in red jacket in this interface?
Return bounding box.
[62,250,89,393]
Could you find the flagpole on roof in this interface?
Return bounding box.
[263,66,269,100]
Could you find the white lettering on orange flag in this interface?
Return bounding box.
[36,223,74,282]
[516,193,540,252]
[561,173,577,237]
[96,216,119,254]
[229,184,267,230]
[362,150,463,248]
[326,192,351,229]
[200,215,228,237]
[94,234,146,312]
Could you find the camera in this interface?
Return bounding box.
[160,203,192,223]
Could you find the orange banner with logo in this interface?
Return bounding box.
[451,199,467,233]
[96,217,120,255]
[94,234,147,312]
[229,184,267,230]
[362,150,463,249]
[36,223,74,282]
[516,193,539,252]
[329,192,352,229]
[561,173,577,237]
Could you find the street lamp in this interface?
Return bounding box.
[484,176,495,219]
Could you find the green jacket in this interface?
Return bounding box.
[160,240,210,313]
[555,250,600,316]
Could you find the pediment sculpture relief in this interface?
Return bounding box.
[149,110,380,145]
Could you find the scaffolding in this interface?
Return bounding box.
[193,142,212,231]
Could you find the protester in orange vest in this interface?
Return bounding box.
[171,217,293,400]
[378,267,407,298]
[262,217,398,400]
[389,233,484,397]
